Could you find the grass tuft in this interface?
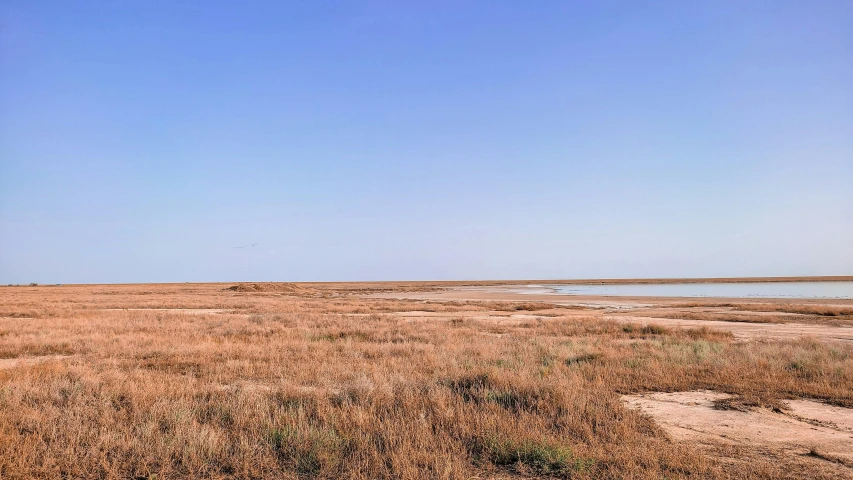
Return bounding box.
[475,435,594,474]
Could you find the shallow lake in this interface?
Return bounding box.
[519,281,853,299]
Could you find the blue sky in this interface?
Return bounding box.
[1,1,851,283]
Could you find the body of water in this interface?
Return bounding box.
[517,281,853,299]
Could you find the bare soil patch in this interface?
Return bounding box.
[623,391,853,471]
[0,354,73,370]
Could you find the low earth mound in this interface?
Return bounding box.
[226,282,313,294]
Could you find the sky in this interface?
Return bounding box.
[1,1,851,284]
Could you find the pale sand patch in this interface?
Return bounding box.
[0,355,72,370]
[623,391,853,466]
[391,311,548,325]
[608,315,853,342]
[101,308,228,315]
[787,400,853,433]
[565,302,654,309]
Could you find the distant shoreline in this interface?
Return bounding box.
[5,275,852,287]
[488,276,853,285]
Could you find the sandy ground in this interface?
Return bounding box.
[623,391,853,473]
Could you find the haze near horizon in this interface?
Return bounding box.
[1,1,852,284]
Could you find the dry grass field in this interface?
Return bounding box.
[1,282,852,479]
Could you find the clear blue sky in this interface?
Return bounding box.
[1,1,851,283]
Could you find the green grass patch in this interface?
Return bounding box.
[267,424,349,475]
[475,435,594,475]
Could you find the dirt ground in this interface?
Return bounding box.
[623,391,853,476]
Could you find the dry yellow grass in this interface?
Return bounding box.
[1,283,851,479]
[733,303,853,317]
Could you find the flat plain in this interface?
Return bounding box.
[1,281,853,479]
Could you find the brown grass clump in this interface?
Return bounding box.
[712,394,789,413]
[0,283,851,479]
